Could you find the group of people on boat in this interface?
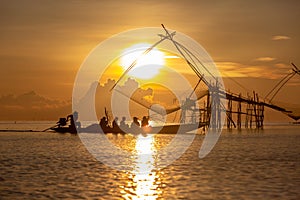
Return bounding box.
[56,111,150,134]
[99,115,150,133]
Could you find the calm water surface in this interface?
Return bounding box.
[0,122,299,199]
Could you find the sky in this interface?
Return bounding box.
[0,0,299,120]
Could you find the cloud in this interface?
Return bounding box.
[271,35,291,40]
[75,78,154,121]
[76,78,185,122]
[215,61,290,79]
[254,57,276,62]
[0,91,71,120]
[274,63,290,69]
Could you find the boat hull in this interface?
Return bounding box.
[51,122,207,134]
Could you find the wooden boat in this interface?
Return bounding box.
[51,126,77,134]
[51,125,123,134]
[51,122,207,134]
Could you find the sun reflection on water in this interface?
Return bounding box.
[123,134,161,200]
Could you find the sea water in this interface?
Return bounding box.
[0,122,299,199]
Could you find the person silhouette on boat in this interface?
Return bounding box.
[67,111,81,133]
[120,116,129,130]
[57,117,67,128]
[141,116,151,136]
[112,117,119,129]
[73,111,81,128]
[141,116,149,127]
[132,117,140,127]
[131,117,140,134]
[100,116,108,130]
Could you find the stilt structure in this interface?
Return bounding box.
[110,24,293,132]
[225,91,267,130]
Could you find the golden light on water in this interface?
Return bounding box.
[123,134,161,199]
[134,135,157,199]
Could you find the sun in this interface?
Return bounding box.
[120,43,165,79]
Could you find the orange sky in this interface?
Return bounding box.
[0,0,299,120]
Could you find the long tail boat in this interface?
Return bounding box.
[50,120,207,134]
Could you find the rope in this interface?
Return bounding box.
[265,72,294,100]
[269,72,296,102]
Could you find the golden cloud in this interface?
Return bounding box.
[255,57,276,62]
[271,35,291,40]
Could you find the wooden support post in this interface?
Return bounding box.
[180,100,186,124]
[256,93,260,128]
[253,91,258,128]
[245,108,248,128]
[250,97,253,128]
[202,101,206,123]
[227,97,233,129]
[260,104,264,129]
[245,93,250,129]
[216,87,221,130]
[257,104,261,128]
[210,84,221,130]
[204,92,210,131]
[237,93,242,129]
[211,89,216,129]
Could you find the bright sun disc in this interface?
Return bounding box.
[120,43,165,79]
